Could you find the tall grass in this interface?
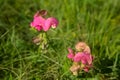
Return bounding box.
[0,0,120,80]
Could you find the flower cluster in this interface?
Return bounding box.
[30,10,58,31]
[67,42,93,75]
[30,10,59,53]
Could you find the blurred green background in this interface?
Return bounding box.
[0,0,120,80]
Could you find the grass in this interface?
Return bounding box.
[0,0,120,80]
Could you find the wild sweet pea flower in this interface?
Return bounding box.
[67,51,93,72]
[44,17,58,31]
[67,42,93,74]
[73,52,93,65]
[73,52,93,72]
[73,52,83,62]
[30,10,58,31]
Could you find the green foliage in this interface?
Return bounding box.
[0,0,120,80]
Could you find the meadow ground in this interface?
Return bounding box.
[0,0,120,80]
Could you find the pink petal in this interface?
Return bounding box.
[30,16,45,31]
[67,53,74,59]
[81,56,87,64]
[73,52,93,65]
[81,53,93,65]
[43,17,58,31]
[87,55,93,65]
[35,25,43,31]
[67,48,74,59]
[73,52,83,62]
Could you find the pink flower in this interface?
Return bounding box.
[30,10,58,31]
[30,16,45,31]
[67,42,93,73]
[67,48,74,59]
[73,52,93,72]
[73,52,83,62]
[44,17,58,31]
[74,52,93,65]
